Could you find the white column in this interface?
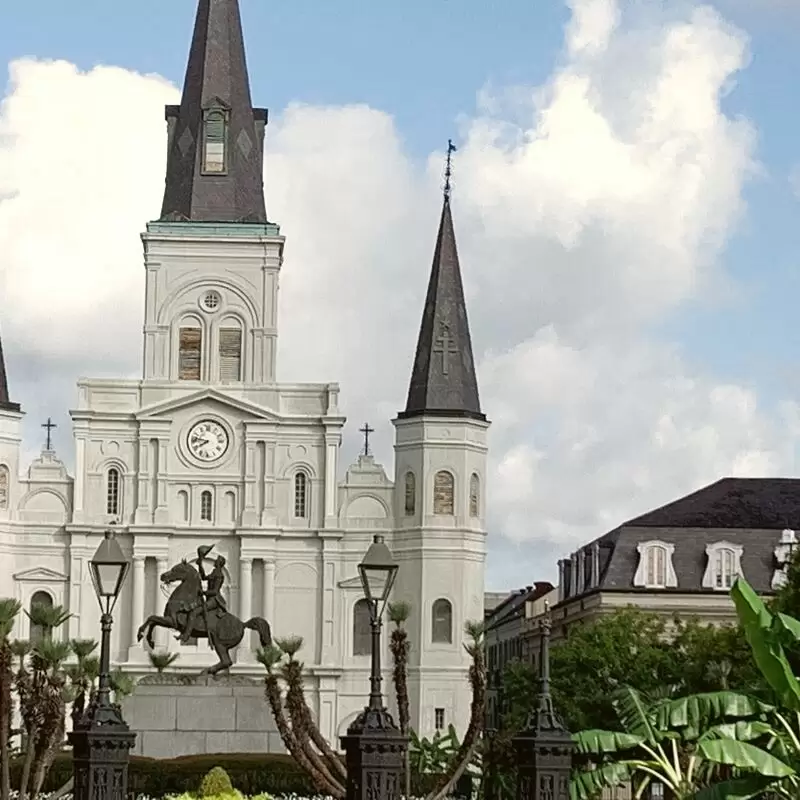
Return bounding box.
[323,437,338,525]
[130,556,146,647]
[74,438,86,514]
[154,557,169,650]
[239,558,253,656]
[263,560,275,622]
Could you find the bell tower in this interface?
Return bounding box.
[0,330,23,519]
[141,0,284,387]
[391,146,489,735]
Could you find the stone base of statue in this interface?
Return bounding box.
[121,674,282,758]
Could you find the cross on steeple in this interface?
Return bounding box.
[443,139,457,200]
[433,323,459,376]
[359,423,375,457]
[42,417,56,451]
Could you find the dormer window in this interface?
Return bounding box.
[702,541,743,591]
[773,529,797,590]
[633,540,678,589]
[203,110,228,174]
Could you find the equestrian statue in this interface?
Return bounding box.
[137,544,272,676]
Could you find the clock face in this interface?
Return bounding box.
[187,420,229,462]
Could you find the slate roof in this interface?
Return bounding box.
[399,196,484,421]
[485,582,553,632]
[160,0,268,223]
[564,478,800,599]
[0,333,20,413]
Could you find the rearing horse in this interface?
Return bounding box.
[136,560,272,676]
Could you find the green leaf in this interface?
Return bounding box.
[732,578,800,711]
[694,775,781,800]
[612,686,657,742]
[702,720,774,742]
[698,738,796,777]
[570,762,632,800]
[654,691,771,738]
[572,729,645,754]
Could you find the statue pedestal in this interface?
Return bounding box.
[121,674,282,758]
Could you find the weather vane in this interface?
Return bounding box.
[443,139,457,200]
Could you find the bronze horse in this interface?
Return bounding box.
[136,560,272,676]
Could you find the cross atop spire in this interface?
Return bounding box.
[160,0,269,224]
[0,331,20,413]
[443,139,456,200]
[398,170,484,422]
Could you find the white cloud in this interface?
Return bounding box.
[0,1,788,589]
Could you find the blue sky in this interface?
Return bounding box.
[3,1,800,589]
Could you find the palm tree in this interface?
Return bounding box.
[0,599,21,800]
[25,604,69,648]
[276,637,345,794]
[428,620,487,800]
[148,650,180,674]
[256,645,340,798]
[388,601,412,798]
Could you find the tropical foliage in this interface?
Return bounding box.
[570,577,800,800]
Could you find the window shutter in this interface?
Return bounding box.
[219,328,242,382]
[179,327,202,380]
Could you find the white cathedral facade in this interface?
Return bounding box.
[0,0,488,745]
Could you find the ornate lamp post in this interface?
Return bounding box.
[513,604,574,800]
[69,529,136,800]
[341,535,407,800]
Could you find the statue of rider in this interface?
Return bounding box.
[178,545,228,645]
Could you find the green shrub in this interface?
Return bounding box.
[199,767,235,797]
[10,753,312,797]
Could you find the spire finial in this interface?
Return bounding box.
[443,139,457,201]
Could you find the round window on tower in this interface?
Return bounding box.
[201,291,222,313]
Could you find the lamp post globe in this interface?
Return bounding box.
[69,529,136,800]
[341,535,407,800]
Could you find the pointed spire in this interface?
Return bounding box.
[160,0,268,223]
[0,333,20,413]
[399,149,484,421]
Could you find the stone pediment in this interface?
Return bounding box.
[338,575,364,590]
[13,566,68,583]
[136,388,280,422]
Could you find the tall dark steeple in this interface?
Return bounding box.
[399,144,484,421]
[160,0,268,223]
[0,333,20,413]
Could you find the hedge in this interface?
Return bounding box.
[11,752,472,798]
[11,753,314,797]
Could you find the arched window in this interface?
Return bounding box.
[404,472,416,516]
[646,545,666,587]
[225,491,236,523]
[432,598,453,644]
[29,591,54,646]
[203,110,228,174]
[713,548,737,589]
[200,490,213,522]
[177,490,189,523]
[469,473,480,517]
[179,325,202,380]
[0,465,8,509]
[294,472,308,519]
[219,323,243,382]
[106,468,120,517]
[353,598,371,656]
[703,542,743,590]
[433,471,455,515]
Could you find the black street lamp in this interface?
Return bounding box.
[69,529,136,800]
[513,604,574,800]
[341,535,407,800]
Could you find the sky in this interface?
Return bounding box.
[1,0,800,591]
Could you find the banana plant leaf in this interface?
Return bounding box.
[703,720,774,742]
[694,775,782,800]
[654,691,772,738]
[732,578,800,712]
[698,738,796,777]
[570,761,632,800]
[612,686,658,741]
[572,729,645,754]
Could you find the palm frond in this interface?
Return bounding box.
[275,635,303,658]
[388,601,411,625]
